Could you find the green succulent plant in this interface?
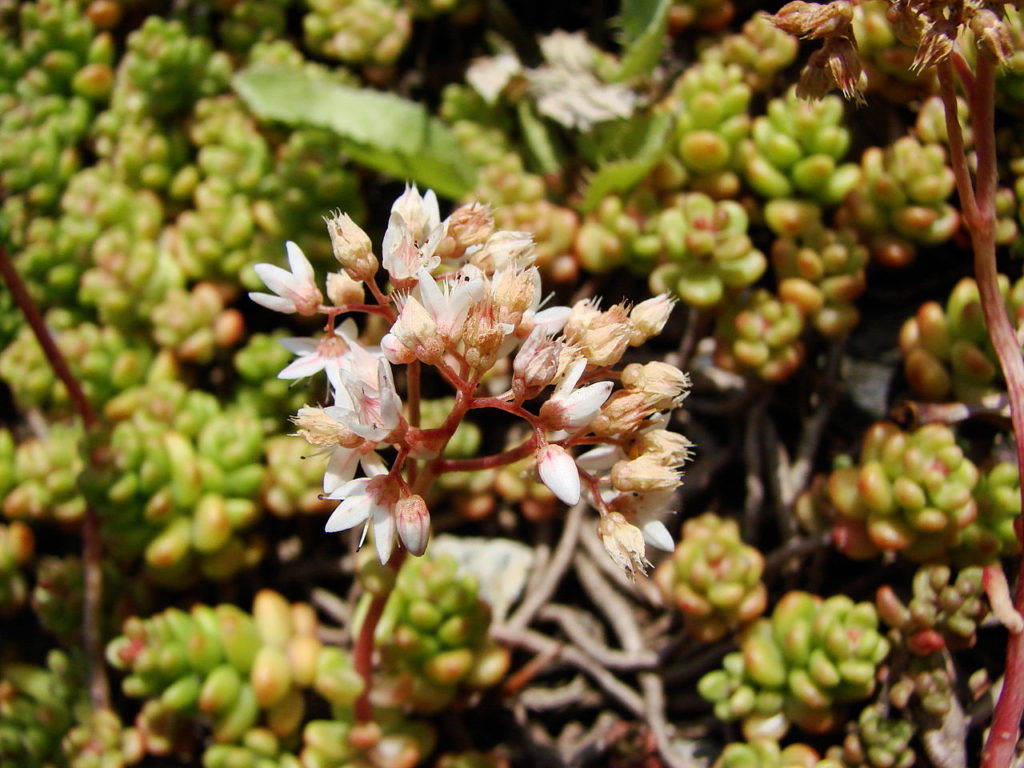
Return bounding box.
[740,87,861,233]
[876,564,990,656]
[772,225,867,338]
[376,553,510,713]
[900,275,1024,402]
[654,512,767,641]
[713,288,805,381]
[826,422,980,562]
[840,136,958,267]
[699,591,890,739]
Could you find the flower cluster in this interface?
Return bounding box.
[250,185,692,575]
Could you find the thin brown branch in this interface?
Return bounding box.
[504,501,584,633]
[573,552,646,652]
[0,248,108,712]
[490,624,646,716]
[537,604,658,670]
[0,250,98,429]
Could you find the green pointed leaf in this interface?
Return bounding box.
[580,112,672,211]
[517,101,562,174]
[616,0,672,80]
[234,64,477,199]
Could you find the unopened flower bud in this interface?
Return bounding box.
[384,296,443,364]
[471,231,536,272]
[631,429,694,465]
[462,300,505,373]
[395,494,430,556]
[438,203,494,260]
[492,266,541,327]
[563,301,633,368]
[590,390,655,436]
[611,455,683,493]
[326,271,365,306]
[513,328,561,394]
[293,407,363,448]
[628,294,675,344]
[971,9,1014,65]
[621,362,691,409]
[327,212,378,281]
[598,511,650,579]
[536,444,581,506]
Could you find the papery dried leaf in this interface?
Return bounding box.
[797,49,834,100]
[971,8,1015,66]
[912,19,958,70]
[771,0,854,39]
[824,37,866,102]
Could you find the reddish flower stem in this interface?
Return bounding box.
[0,247,109,711]
[470,395,540,425]
[938,54,1024,768]
[353,549,406,723]
[435,436,539,473]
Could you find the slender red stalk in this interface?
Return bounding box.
[435,435,539,473]
[352,549,406,723]
[937,54,1024,768]
[0,247,109,711]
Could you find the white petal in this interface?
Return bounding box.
[326,475,370,500]
[640,518,674,552]
[254,263,297,298]
[422,189,441,233]
[564,380,614,428]
[417,268,445,319]
[381,212,412,278]
[536,444,580,506]
[360,453,388,477]
[279,337,319,355]
[420,222,445,269]
[337,318,359,340]
[249,292,296,314]
[576,444,624,473]
[532,305,571,333]
[285,241,315,285]
[278,354,327,380]
[325,496,370,532]
[557,358,587,395]
[376,359,402,430]
[373,506,396,564]
[323,450,361,494]
[329,370,352,406]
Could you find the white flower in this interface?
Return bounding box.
[416,267,487,343]
[325,469,398,564]
[331,357,404,443]
[381,185,443,283]
[466,52,522,104]
[539,358,614,431]
[381,294,441,365]
[322,444,387,495]
[392,184,440,242]
[277,319,361,381]
[249,241,323,315]
[526,32,639,131]
[536,444,581,506]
